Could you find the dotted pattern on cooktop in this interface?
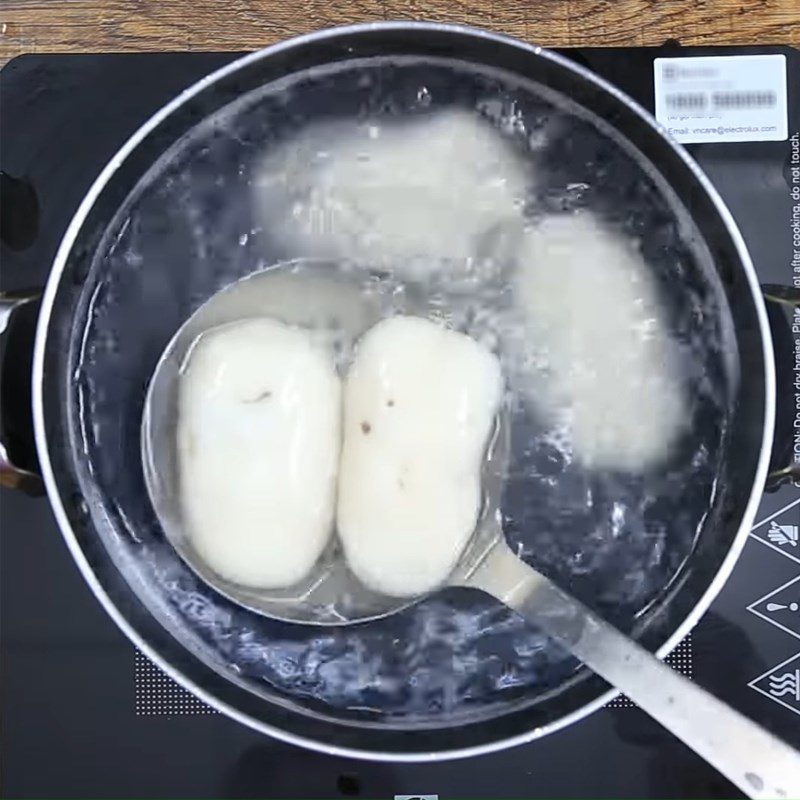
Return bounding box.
[134,650,218,716]
[606,633,693,708]
[134,636,692,716]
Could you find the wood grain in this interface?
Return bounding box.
[1,0,798,64]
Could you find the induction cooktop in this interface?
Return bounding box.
[1,42,798,799]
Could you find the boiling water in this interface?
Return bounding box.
[70,56,735,722]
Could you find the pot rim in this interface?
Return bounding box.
[31,20,776,762]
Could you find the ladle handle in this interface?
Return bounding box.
[464,543,800,800]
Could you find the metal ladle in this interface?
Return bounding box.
[143,263,800,800]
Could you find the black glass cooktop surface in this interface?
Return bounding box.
[1,44,799,799]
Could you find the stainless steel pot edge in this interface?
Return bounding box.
[31,21,777,762]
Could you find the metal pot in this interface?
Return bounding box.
[1,22,796,761]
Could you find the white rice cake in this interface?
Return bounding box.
[337,316,503,597]
[255,109,529,277]
[177,318,341,588]
[515,213,686,471]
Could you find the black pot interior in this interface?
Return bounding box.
[38,25,768,756]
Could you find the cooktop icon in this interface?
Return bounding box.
[749,653,800,717]
[767,520,798,548]
[768,671,800,700]
[749,498,800,564]
[747,575,800,640]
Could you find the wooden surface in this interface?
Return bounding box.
[1,0,798,65]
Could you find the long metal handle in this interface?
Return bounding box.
[464,542,800,800]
